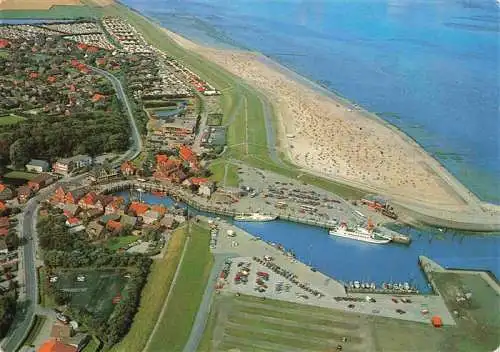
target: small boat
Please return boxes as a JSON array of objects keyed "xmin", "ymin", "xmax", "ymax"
[
  {"xmin": 404, "ymin": 282, "xmax": 410, "ymax": 291},
  {"xmin": 354, "ymin": 281, "xmax": 360, "ymax": 289},
  {"xmin": 370, "ymin": 283, "xmax": 376, "ymax": 290}
]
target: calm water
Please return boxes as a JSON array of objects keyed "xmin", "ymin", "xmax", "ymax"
[
  {"xmin": 117, "ymin": 191, "xmax": 500, "ymax": 293},
  {"xmin": 123, "ymin": 0, "xmax": 500, "ymax": 203}
]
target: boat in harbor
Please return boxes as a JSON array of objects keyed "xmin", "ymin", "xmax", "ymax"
[
  {"xmin": 234, "ymin": 213, "xmax": 277, "ymax": 222},
  {"xmin": 328, "ymin": 220, "xmax": 391, "ymax": 244}
]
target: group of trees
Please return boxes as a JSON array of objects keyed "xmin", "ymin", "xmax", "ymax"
[
  {"xmin": 38, "ymin": 208, "xmax": 152, "ymax": 347},
  {"xmin": 0, "ymin": 293, "xmax": 16, "ymax": 339},
  {"xmin": 1, "ymin": 110, "xmax": 129, "ymax": 168}
]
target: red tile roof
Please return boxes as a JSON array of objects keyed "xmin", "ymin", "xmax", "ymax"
[
  {"xmin": 38, "ymin": 339, "xmax": 77, "ymax": 352},
  {"xmin": 190, "ymin": 178, "xmax": 209, "ymax": 185},
  {"xmin": 129, "ymin": 201, "xmax": 149, "ymax": 216},
  {"xmin": 91, "ymin": 93, "xmax": 106, "ymax": 103},
  {"xmin": 107, "ymin": 219, "xmax": 122, "ymax": 231},
  {"xmin": 156, "ymin": 154, "xmax": 169, "ymax": 164},
  {"xmin": 0, "ymin": 39, "xmax": 10, "ymax": 48},
  {"xmin": 179, "ymin": 145, "xmax": 195, "ymax": 162}
]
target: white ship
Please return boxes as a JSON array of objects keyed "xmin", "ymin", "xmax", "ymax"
[
  {"xmin": 329, "ymin": 221, "xmax": 391, "ymax": 244},
  {"xmin": 234, "ymin": 213, "xmax": 277, "ymax": 222}
]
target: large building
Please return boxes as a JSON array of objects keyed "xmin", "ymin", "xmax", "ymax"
[{"xmin": 53, "ymin": 155, "xmax": 92, "ymax": 175}]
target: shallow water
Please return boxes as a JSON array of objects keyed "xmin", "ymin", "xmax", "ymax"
[
  {"xmin": 117, "ymin": 191, "xmax": 500, "ymax": 293},
  {"xmin": 122, "ymin": 0, "xmax": 500, "ymax": 203}
]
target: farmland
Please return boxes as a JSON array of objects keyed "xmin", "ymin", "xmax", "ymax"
[{"xmin": 51, "ymin": 269, "xmax": 128, "ymax": 320}]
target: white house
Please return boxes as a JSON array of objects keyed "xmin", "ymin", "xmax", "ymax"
[{"xmin": 25, "ymin": 159, "xmax": 50, "ymax": 173}]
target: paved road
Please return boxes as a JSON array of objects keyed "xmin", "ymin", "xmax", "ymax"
[
  {"xmin": 1, "ymin": 199, "xmax": 39, "ymax": 352},
  {"xmin": 183, "ymin": 254, "xmax": 232, "ymax": 352},
  {"xmin": 89, "ymin": 66, "xmax": 143, "ymax": 165}
]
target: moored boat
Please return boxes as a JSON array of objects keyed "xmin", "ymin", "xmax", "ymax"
[
  {"xmin": 234, "ymin": 213, "xmax": 277, "ymax": 222},
  {"xmin": 328, "ymin": 220, "xmax": 391, "ymax": 244}
]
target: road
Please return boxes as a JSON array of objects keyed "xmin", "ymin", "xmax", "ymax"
[
  {"xmin": 1, "ymin": 66, "xmax": 142, "ymax": 352},
  {"xmin": 89, "ymin": 66, "xmax": 143, "ymax": 165},
  {"xmin": 182, "ymin": 254, "xmax": 231, "ymax": 352}
]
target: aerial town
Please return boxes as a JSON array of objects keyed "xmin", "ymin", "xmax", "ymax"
[{"xmin": 0, "ymin": 2, "xmax": 498, "ymax": 352}]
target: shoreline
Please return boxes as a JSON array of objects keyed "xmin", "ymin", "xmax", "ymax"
[{"xmin": 3, "ymin": 2, "xmax": 499, "ymax": 230}]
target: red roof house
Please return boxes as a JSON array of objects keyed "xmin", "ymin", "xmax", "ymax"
[
  {"xmin": 179, "ymin": 145, "xmax": 196, "ymax": 162},
  {"xmin": 38, "ymin": 339, "xmax": 77, "ymax": 352},
  {"xmin": 106, "ymin": 219, "xmax": 122, "ymax": 232},
  {"xmin": 0, "ymin": 217, "xmax": 9, "ymax": 229},
  {"xmin": 128, "ymin": 201, "xmax": 149, "ymax": 216},
  {"xmin": 0, "ymin": 39, "xmax": 10, "ymax": 48},
  {"xmin": 47, "ymin": 76, "xmax": 57, "ymax": 83},
  {"xmin": 91, "ymin": 94, "xmax": 106, "ymax": 103}
]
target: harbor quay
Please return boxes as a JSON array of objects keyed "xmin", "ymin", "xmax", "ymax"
[
  {"xmin": 95, "ymin": 177, "xmax": 411, "ymax": 244},
  {"xmin": 206, "ymin": 217, "xmax": 456, "ymax": 325}
]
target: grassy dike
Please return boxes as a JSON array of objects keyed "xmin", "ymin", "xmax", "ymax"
[{"xmin": 146, "ymin": 222, "xmax": 214, "ymax": 352}]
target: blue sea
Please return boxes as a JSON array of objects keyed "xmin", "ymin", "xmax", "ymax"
[{"xmin": 123, "ymin": 0, "xmax": 500, "ymax": 203}]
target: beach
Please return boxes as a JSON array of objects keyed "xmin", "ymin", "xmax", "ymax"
[{"xmin": 162, "ymin": 30, "xmax": 485, "ymax": 210}]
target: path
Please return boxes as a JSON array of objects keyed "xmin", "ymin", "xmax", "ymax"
[
  {"xmin": 182, "ymin": 254, "xmax": 233, "ymax": 352},
  {"xmin": 88, "ymin": 66, "xmax": 143, "ymax": 165},
  {"xmin": 142, "ymin": 236, "xmax": 191, "ymax": 352}
]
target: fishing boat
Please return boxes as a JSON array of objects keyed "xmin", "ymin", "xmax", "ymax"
[
  {"xmin": 234, "ymin": 213, "xmax": 277, "ymax": 222},
  {"xmin": 329, "ymin": 219, "xmax": 391, "ymax": 244}
]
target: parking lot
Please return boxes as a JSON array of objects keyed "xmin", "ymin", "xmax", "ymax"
[{"xmin": 207, "ymin": 217, "xmax": 455, "ymax": 325}]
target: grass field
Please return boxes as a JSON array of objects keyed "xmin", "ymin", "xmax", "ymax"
[
  {"xmin": 38, "ymin": 267, "xmax": 56, "ymax": 308},
  {"xmin": 0, "ymin": 114, "xmax": 25, "ymax": 126},
  {"xmin": 198, "ymin": 294, "xmax": 454, "ymax": 352},
  {"xmin": 105, "ymin": 235, "xmax": 137, "ymax": 251},
  {"xmin": 53, "ymin": 269, "xmax": 128, "ymax": 320},
  {"xmin": 110, "ymin": 225, "xmax": 189, "ymax": 352},
  {"xmin": 432, "ymin": 272, "xmax": 500, "ymax": 351},
  {"xmin": 208, "ymin": 161, "xmax": 239, "ymax": 188},
  {"xmin": 146, "ymin": 222, "xmax": 214, "ymax": 352},
  {"xmin": 3, "ymin": 170, "xmax": 38, "ymax": 180},
  {"xmin": 21, "ymin": 315, "xmax": 47, "ymax": 347}
]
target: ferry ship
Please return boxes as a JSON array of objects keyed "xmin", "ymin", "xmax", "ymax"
[
  {"xmin": 329, "ymin": 220, "xmax": 391, "ymax": 244},
  {"xmin": 234, "ymin": 213, "xmax": 277, "ymax": 222}
]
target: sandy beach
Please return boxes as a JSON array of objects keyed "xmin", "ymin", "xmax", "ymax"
[{"xmin": 165, "ymin": 30, "xmax": 474, "ymax": 205}]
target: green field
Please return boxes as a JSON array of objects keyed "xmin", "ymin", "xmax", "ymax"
[
  {"xmin": 198, "ymin": 294, "xmax": 452, "ymax": 352},
  {"xmin": 432, "ymin": 272, "xmax": 500, "ymax": 351},
  {"xmin": 105, "ymin": 235, "xmax": 137, "ymax": 251},
  {"xmin": 53, "ymin": 269, "xmax": 128, "ymax": 320},
  {"xmin": 110, "ymin": 225, "xmax": 189, "ymax": 352},
  {"xmin": 3, "ymin": 170, "xmax": 38, "ymax": 180},
  {"xmin": 146, "ymin": 222, "xmax": 214, "ymax": 352},
  {"xmin": 208, "ymin": 161, "xmax": 239, "ymax": 188},
  {"xmin": 0, "ymin": 114, "xmax": 25, "ymax": 126},
  {"xmin": 0, "ymin": 5, "xmax": 95, "ymax": 19}
]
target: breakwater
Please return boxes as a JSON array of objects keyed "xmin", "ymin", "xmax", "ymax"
[{"xmin": 96, "ymin": 180, "xmax": 411, "ymax": 244}]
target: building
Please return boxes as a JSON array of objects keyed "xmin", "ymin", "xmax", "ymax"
[
  {"xmin": 37, "ymin": 339, "xmax": 76, "ymax": 352},
  {"xmin": 128, "ymin": 201, "xmax": 149, "ymax": 217},
  {"xmin": 120, "ymin": 214, "xmax": 137, "ymax": 228},
  {"xmin": 120, "ymin": 161, "xmax": 136, "ymax": 176},
  {"xmin": 0, "ymin": 217, "xmax": 9, "ymax": 229},
  {"xmin": 86, "ymin": 220, "xmax": 104, "ymax": 240},
  {"xmin": 62, "ymin": 204, "xmax": 80, "ymax": 218},
  {"xmin": 51, "ymin": 322, "xmax": 73, "ymax": 340},
  {"xmin": 65, "ymin": 217, "xmax": 82, "ymax": 228},
  {"xmin": 0, "ymin": 239, "xmax": 8, "ymax": 255},
  {"xmin": 25, "ymin": 159, "xmax": 50, "ymax": 173},
  {"xmin": 198, "ymin": 181, "xmax": 215, "ymax": 198},
  {"xmin": 17, "ymin": 186, "xmax": 32, "ymax": 203},
  {"xmin": 53, "ymin": 155, "xmax": 92, "ymax": 175},
  {"xmin": 105, "ymin": 197, "xmax": 126, "ymax": 215},
  {"xmin": 160, "ymin": 214, "xmax": 176, "ymax": 229},
  {"xmin": 142, "ymin": 210, "xmax": 160, "ymax": 224},
  {"xmin": 0, "ymin": 184, "xmax": 14, "ymax": 201},
  {"xmin": 28, "ymin": 173, "xmax": 55, "ymax": 192},
  {"xmin": 88, "ymin": 164, "xmax": 118, "ymax": 182},
  {"xmin": 106, "ymin": 219, "xmax": 122, "ymax": 233}
]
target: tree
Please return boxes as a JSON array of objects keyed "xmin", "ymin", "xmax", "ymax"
[{"xmin": 9, "ymin": 139, "xmax": 31, "ymax": 168}]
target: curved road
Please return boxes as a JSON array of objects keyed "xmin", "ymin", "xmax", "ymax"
[{"xmin": 1, "ymin": 67, "xmax": 142, "ymax": 352}]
